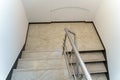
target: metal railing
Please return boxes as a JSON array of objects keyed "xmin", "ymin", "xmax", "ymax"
[{"xmin": 63, "ymin": 28, "xmax": 92, "ymax": 80}]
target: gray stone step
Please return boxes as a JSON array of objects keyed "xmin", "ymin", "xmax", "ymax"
[
  {"xmin": 11, "ymin": 69, "xmax": 69, "ymax": 80},
  {"xmin": 85, "ymin": 63, "xmax": 107, "ymax": 73},
  {"xmin": 22, "ymin": 50, "xmax": 63, "ymax": 53},
  {"xmin": 77, "ymin": 74, "xmax": 107, "ymax": 80},
  {"xmin": 22, "ymin": 51, "xmax": 62, "ymax": 53},
  {"xmin": 71, "ymin": 63, "xmax": 107, "ymax": 74},
  {"xmin": 91, "ymin": 74, "xmax": 107, "ymax": 80},
  {"xmin": 11, "ymin": 69, "xmax": 107, "ymax": 80},
  {"xmin": 69, "ymin": 52, "xmax": 105, "ymax": 63},
  {"xmin": 17, "ymin": 59, "xmax": 66, "ymax": 69},
  {"xmin": 21, "ymin": 51, "xmax": 63, "ymax": 59}
]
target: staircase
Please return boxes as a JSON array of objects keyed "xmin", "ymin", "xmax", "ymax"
[{"xmin": 11, "ymin": 23, "xmax": 109, "ymax": 80}]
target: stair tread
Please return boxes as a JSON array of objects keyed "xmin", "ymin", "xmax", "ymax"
[
  {"xmin": 21, "ymin": 51, "xmax": 63, "ymax": 59},
  {"xmin": 22, "ymin": 51, "xmax": 62, "ymax": 53},
  {"xmin": 81, "ymin": 52, "xmax": 105, "ymax": 62},
  {"xmin": 71, "ymin": 62, "xmax": 107, "ymax": 74},
  {"xmin": 85, "ymin": 63, "xmax": 107, "ymax": 73},
  {"xmin": 70, "ymin": 52, "xmax": 105, "ymax": 63},
  {"xmin": 17, "ymin": 59, "xmax": 67, "ymax": 69},
  {"xmin": 11, "ymin": 69, "xmax": 107, "ymax": 80},
  {"xmin": 11, "ymin": 69, "xmax": 69, "ymax": 80},
  {"xmin": 91, "ymin": 74, "xmax": 107, "ymax": 80}
]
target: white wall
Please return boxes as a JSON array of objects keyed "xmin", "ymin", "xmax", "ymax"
[
  {"xmin": 0, "ymin": 0, "xmax": 28, "ymax": 80},
  {"xmin": 22, "ymin": 0, "xmax": 101, "ymax": 22},
  {"xmin": 94, "ymin": 0, "xmax": 120, "ymax": 80}
]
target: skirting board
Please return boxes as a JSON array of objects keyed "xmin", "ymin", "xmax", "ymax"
[
  {"xmin": 6, "ymin": 45, "xmax": 24, "ymax": 80},
  {"xmin": 29, "ymin": 21, "xmax": 93, "ymax": 24},
  {"xmin": 92, "ymin": 22, "xmax": 110, "ymax": 80}
]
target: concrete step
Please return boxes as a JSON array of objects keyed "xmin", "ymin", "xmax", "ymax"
[
  {"xmin": 91, "ymin": 74, "xmax": 107, "ymax": 80},
  {"xmin": 71, "ymin": 62, "xmax": 107, "ymax": 74},
  {"xmin": 22, "ymin": 50, "xmax": 63, "ymax": 53},
  {"xmin": 21, "ymin": 51, "xmax": 63, "ymax": 59},
  {"xmin": 85, "ymin": 62, "xmax": 107, "ymax": 73},
  {"xmin": 69, "ymin": 52, "xmax": 105, "ymax": 63},
  {"xmin": 24, "ymin": 45, "xmax": 63, "ymax": 52},
  {"xmin": 77, "ymin": 74, "xmax": 107, "ymax": 80},
  {"xmin": 11, "ymin": 69, "xmax": 107, "ymax": 80},
  {"xmin": 11, "ymin": 69, "xmax": 69, "ymax": 80},
  {"xmin": 17, "ymin": 59, "xmax": 66, "ymax": 69}
]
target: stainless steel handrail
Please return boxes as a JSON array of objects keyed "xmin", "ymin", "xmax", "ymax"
[{"xmin": 63, "ymin": 28, "xmax": 92, "ymax": 80}]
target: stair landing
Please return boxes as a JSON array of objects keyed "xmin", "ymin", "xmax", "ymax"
[{"xmin": 25, "ymin": 23, "xmax": 104, "ymax": 51}]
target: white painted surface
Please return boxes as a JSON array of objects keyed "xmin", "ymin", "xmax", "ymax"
[
  {"xmin": 94, "ymin": 0, "xmax": 120, "ymax": 80},
  {"xmin": 21, "ymin": 0, "xmax": 101, "ymax": 22},
  {"xmin": 0, "ymin": 0, "xmax": 28, "ymax": 80}
]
